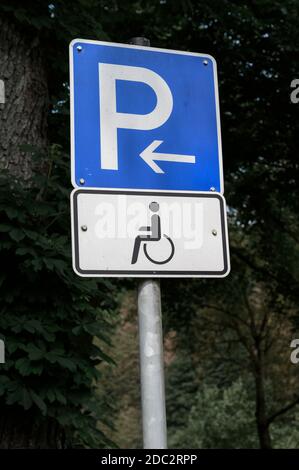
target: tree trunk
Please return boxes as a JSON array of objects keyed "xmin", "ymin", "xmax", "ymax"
[
  {"xmin": 254, "ymin": 361, "xmax": 272, "ymax": 449},
  {"xmin": 0, "ymin": 408, "xmax": 65, "ymax": 449},
  {"xmin": 0, "ymin": 14, "xmax": 64, "ymax": 448},
  {"xmin": 0, "ymin": 14, "xmax": 48, "ymax": 181}
]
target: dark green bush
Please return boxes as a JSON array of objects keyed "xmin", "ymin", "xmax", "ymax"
[{"xmin": 0, "ymin": 145, "xmax": 117, "ymax": 447}]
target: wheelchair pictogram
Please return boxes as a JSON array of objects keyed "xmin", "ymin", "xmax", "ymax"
[{"xmin": 131, "ymin": 202, "xmax": 175, "ymax": 265}]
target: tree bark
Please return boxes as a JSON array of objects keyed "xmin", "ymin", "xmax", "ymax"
[
  {"xmin": 0, "ymin": 14, "xmax": 48, "ymax": 181},
  {"xmin": 254, "ymin": 361, "xmax": 272, "ymax": 449},
  {"xmin": 0, "ymin": 408, "xmax": 65, "ymax": 449},
  {"xmin": 0, "ymin": 14, "xmax": 64, "ymax": 448}
]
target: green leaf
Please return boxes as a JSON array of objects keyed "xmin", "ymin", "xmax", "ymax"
[
  {"xmin": 16, "ymin": 246, "xmax": 37, "ymax": 256},
  {"xmin": 56, "ymin": 357, "xmax": 77, "ymax": 372},
  {"xmin": 0, "ymin": 224, "xmax": 11, "ymax": 232},
  {"xmin": 22, "ymin": 388, "xmax": 33, "ymax": 410},
  {"xmin": 0, "ymin": 376, "xmax": 10, "ymax": 396},
  {"xmin": 27, "ymin": 344, "xmax": 46, "ymax": 361},
  {"xmin": 4, "ymin": 207, "xmax": 20, "ymax": 220},
  {"xmin": 15, "ymin": 357, "xmax": 32, "ymax": 376},
  {"xmin": 30, "ymin": 390, "xmax": 47, "ymax": 415},
  {"xmin": 55, "ymin": 390, "xmax": 67, "ymax": 405},
  {"xmin": 9, "ymin": 228, "xmax": 25, "ymax": 242},
  {"xmin": 47, "ymin": 389, "xmax": 56, "ymax": 403}
]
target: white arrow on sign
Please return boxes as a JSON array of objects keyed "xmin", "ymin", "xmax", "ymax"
[{"xmin": 140, "ymin": 140, "xmax": 196, "ymax": 174}]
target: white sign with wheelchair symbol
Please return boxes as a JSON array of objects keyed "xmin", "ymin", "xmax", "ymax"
[{"xmin": 71, "ymin": 189, "xmax": 230, "ymax": 278}]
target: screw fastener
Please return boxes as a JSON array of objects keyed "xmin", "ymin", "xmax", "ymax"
[
  {"xmin": 212, "ymin": 229, "xmax": 217, "ymax": 236},
  {"xmin": 79, "ymin": 178, "xmax": 85, "ymax": 185},
  {"xmin": 203, "ymin": 60, "xmax": 208, "ymax": 66},
  {"xmin": 210, "ymin": 187, "xmax": 216, "ymax": 191},
  {"xmin": 77, "ymin": 46, "xmax": 82, "ymax": 52},
  {"xmin": 81, "ymin": 225, "xmax": 88, "ymax": 232}
]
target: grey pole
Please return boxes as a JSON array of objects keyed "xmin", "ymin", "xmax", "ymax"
[
  {"xmin": 138, "ymin": 279, "xmax": 167, "ymax": 449},
  {"xmin": 129, "ymin": 37, "xmax": 151, "ymax": 47},
  {"xmin": 129, "ymin": 36, "xmax": 168, "ymax": 449}
]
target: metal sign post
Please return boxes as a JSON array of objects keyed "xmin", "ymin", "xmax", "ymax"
[
  {"xmin": 138, "ymin": 279, "xmax": 167, "ymax": 448},
  {"xmin": 130, "ymin": 37, "xmax": 167, "ymax": 450},
  {"xmin": 69, "ymin": 34, "xmax": 230, "ymax": 449}
]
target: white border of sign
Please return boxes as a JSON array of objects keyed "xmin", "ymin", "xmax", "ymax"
[
  {"xmin": 69, "ymin": 39, "xmax": 224, "ymax": 194},
  {"xmin": 71, "ymin": 189, "xmax": 230, "ymax": 278}
]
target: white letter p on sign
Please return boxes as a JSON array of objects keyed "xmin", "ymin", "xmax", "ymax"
[{"xmin": 99, "ymin": 63, "xmax": 173, "ymax": 170}]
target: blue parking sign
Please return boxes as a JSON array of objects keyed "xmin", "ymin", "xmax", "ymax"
[{"xmin": 70, "ymin": 40, "xmax": 224, "ymax": 193}]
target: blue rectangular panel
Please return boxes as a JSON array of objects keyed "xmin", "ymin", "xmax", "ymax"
[{"xmin": 70, "ymin": 40, "xmax": 223, "ymax": 193}]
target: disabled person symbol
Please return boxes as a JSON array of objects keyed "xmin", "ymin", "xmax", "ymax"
[{"xmin": 131, "ymin": 202, "xmax": 175, "ymax": 265}]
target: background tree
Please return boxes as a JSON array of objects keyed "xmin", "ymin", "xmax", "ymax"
[
  {"xmin": 1, "ymin": 0, "xmax": 299, "ymax": 449},
  {"xmin": 0, "ymin": 1, "xmax": 115, "ymax": 448}
]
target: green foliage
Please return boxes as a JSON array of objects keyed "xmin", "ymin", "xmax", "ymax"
[
  {"xmin": 96, "ymin": 291, "xmax": 142, "ymax": 449},
  {"xmin": 270, "ymin": 412, "xmax": 299, "ymax": 448},
  {"xmin": 166, "ymin": 350, "xmax": 198, "ymax": 433},
  {"xmin": 169, "ymin": 379, "xmax": 259, "ymax": 449},
  {"xmin": 1, "ymin": 0, "xmax": 299, "ymax": 449},
  {"xmin": 169, "ymin": 376, "xmax": 299, "ymax": 449},
  {"xmin": 0, "ymin": 145, "xmax": 117, "ymax": 447}
]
